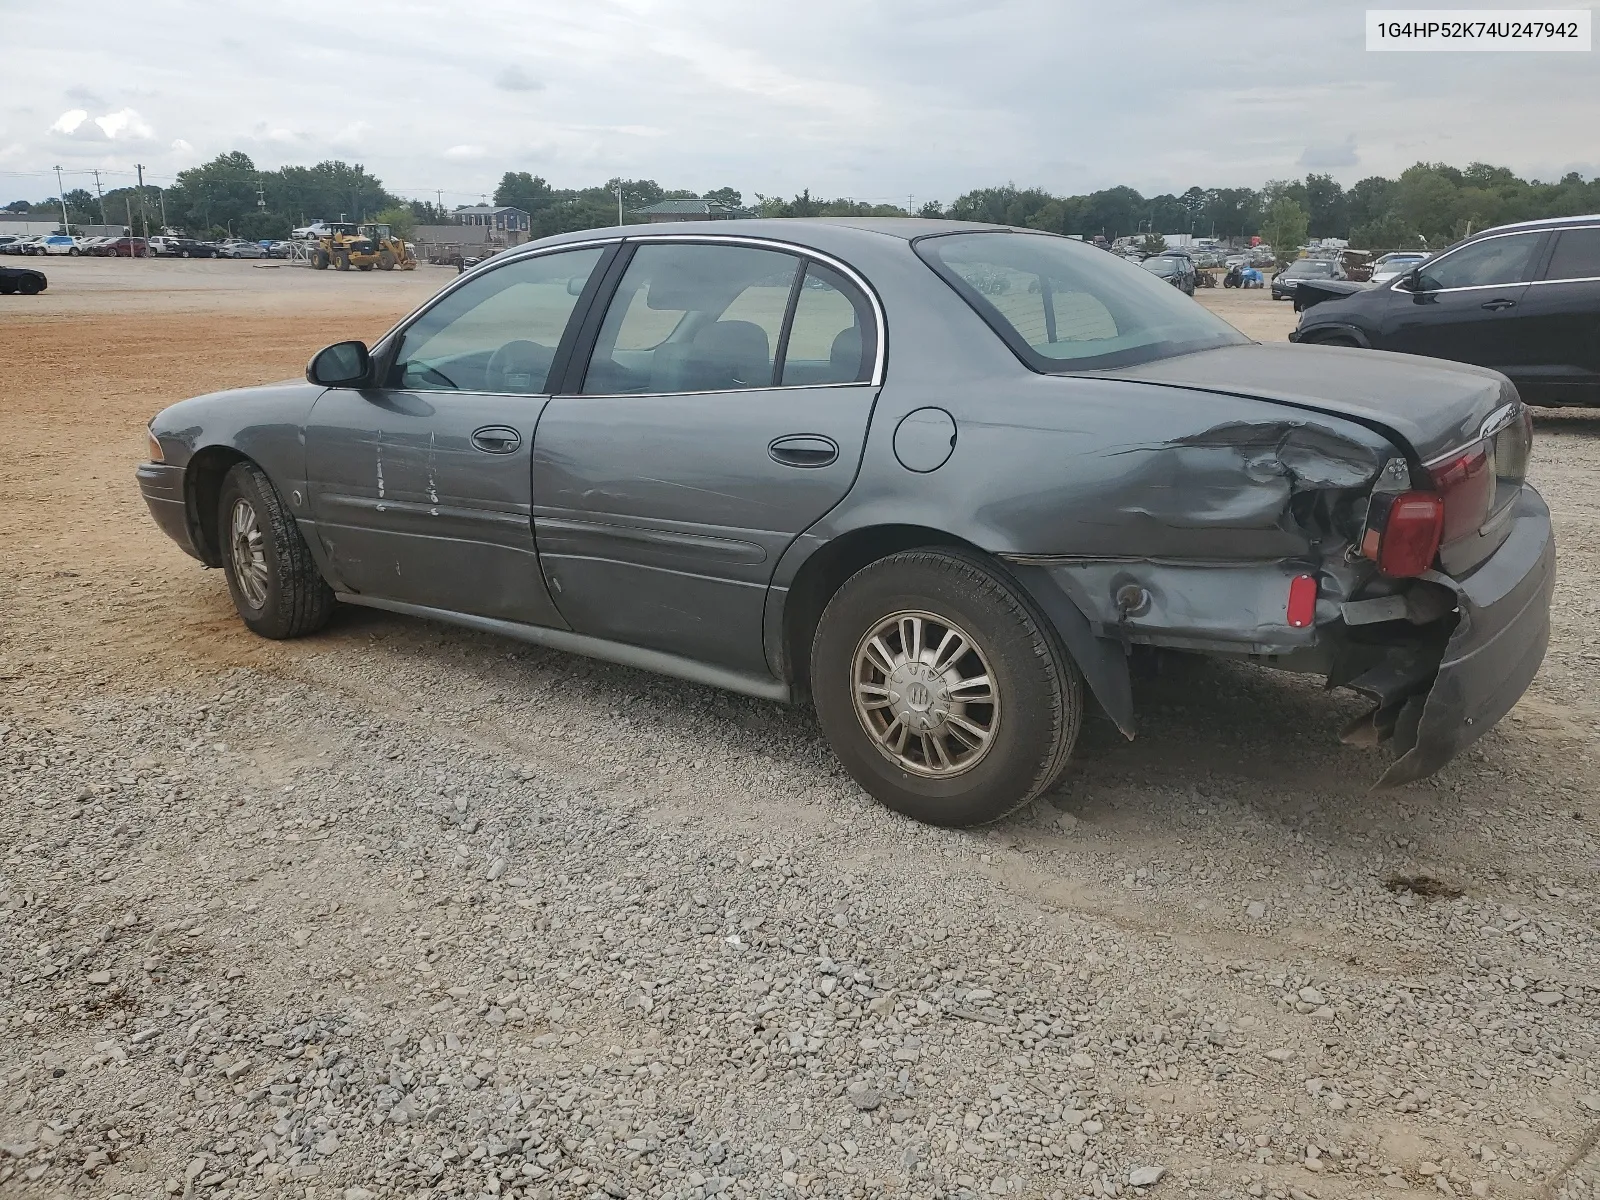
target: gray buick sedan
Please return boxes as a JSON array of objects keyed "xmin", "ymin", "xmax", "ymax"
[{"xmin": 137, "ymin": 219, "xmax": 1554, "ymax": 826}]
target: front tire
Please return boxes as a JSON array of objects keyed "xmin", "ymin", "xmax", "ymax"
[
  {"xmin": 812, "ymin": 548, "xmax": 1082, "ymax": 827},
  {"xmin": 217, "ymin": 462, "xmax": 334, "ymax": 639}
]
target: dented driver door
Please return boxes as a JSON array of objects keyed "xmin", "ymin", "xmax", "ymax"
[{"xmin": 303, "ymin": 245, "xmax": 610, "ymax": 627}]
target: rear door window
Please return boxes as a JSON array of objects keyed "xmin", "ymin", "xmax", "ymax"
[
  {"xmin": 1541, "ymin": 227, "xmax": 1600, "ymax": 281},
  {"xmin": 778, "ymin": 263, "xmax": 876, "ymax": 386},
  {"xmin": 580, "ymin": 243, "xmax": 799, "ymax": 395}
]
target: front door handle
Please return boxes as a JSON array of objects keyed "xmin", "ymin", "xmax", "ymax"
[
  {"xmin": 768, "ymin": 434, "xmax": 839, "ymax": 468},
  {"xmin": 470, "ymin": 425, "xmax": 522, "ymax": 454},
  {"xmin": 1481, "ymin": 298, "xmax": 1518, "ymax": 311}
]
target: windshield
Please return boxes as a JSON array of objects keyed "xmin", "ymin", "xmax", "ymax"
[
  {"xmin": 1284, "ymin": 260, "xmax": 1336, "ymax": 277},
  {"xmin": 1141, "ymin": 257, "xmax": 1180, "ymax": 275},
  {"xmin": 916, "ymin": 231, "xmax": 1247, "ymax": 371}
]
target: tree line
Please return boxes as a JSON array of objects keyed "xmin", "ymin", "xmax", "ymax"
[{"xmin": 10, "ymin": 153, "xmax": 1600, "ymax": 251}]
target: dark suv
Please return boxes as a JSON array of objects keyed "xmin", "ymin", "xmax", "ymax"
[{"xmin": 1291, "ymin": 215, "xmax": 1600, "ymax": 407}]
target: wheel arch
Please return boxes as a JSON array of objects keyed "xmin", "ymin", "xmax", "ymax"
[
  {"xmin": 1297, "ymin": 322, "xmax": 1371, "ymax": 348},
  {"xmin": 772, "ymin": 523, "xmax": 974, "ymax": 702},
  {"xmin": 184, "ymin": 445, "xmax": 251, "ymax": 567},
  {"xmin": 769, "ymin": 523, "xmax": 1134, "ymax": 737}
]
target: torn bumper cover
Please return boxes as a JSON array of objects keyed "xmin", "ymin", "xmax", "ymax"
[{"xmin": 1367, "ymin": 486, "xmax": 1555, "ymax": 786}]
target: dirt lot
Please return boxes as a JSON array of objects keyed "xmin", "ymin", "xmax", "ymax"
[{"xmin": 2, "ymin": 256, "xmax": 1597, "ymax": 1200}]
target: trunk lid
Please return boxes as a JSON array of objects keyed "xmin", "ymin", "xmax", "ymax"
[{"xmin": 1099, "ymin": 342, "xmax": 1509, "ymax": 462}]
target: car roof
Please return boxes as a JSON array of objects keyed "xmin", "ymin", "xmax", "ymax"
[
  {"xmin": 1471, "ymin": 212, "xmax": 1600, "ymax": 238},
  {"xmin": 526, "ymin": 216, "xmax": 1046, "ymax": 257}
]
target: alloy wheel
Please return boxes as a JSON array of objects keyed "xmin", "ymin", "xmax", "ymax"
[
  {"xmin": 228, "ymin": 498, "xmax": 270, "ymax": 610},
  {"xmin": 851, "ymin": 610, "xmax": 999, "ymax": 777}
]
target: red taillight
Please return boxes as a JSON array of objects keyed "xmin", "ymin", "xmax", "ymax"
[
  {"xmin": 1428, "ymin": 442, "xmax": 1494, "ymax": 543},
  {"xmin": 1286, "ymin": 574, "xmax": 1317, "ymax": 628},
  {"xmin": 1374, "ymin": 492, "xmax": 1444, "ymax": 576}
]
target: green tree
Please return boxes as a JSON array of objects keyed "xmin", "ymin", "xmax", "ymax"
[
  {"xmin": 1302, "ymin": 173, "xmax": 1347, "ymax": 238},
  {"xmin": 374, "ymin": 205, "xmax": 416, "ymax": 241},
  {"xmin": 493, "ymin": 171, "xmax": 554, "ymax": 215},
  {"xmin": 1260, "ymin": 197, "xmax": 1310, "ymax": 268},
  {"xmin": 1140, "ymin": 233, "xmax": 1168, "ymax": 256},
  {"xmin": 703, "ymin": 187, "xmax": 743, "ymax": 210}
]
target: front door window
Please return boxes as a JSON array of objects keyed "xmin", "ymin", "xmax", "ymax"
[{"xmin": 388, "ymin": 247, "xmax": 605, "ymax": 394}]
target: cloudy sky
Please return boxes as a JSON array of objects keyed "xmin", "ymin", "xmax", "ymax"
[{"xmin": 3, "ymin": 0, "xmax": 1596, "ymax": 206}]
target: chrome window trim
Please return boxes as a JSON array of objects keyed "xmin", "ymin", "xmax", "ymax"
[
  {"xmin": 566, "ymin": 381, "xmax": 877, "ymax": 401},
  {"xmin": 1387, "ymin": 228, "xmax": 1542, "ymax": 295}
]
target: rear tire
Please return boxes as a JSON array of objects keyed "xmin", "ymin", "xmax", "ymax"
[
  {"xmin": 811, "ymin": 548, "xmax": 1082, "ymax": 827},
  {"xmin": 312, "ymin": 250, "xmax": 329, "ymax": 270},
  {"xmin": 217, "ymin": 462, "xmax": 334, "ymax": 640},
  {"xmin": 335, "ymin": 252, "xmax": 351, "ymax": 271},
  {"xmin": 18, "ymin": 276, "xmax": 41, "ymax": 295}
]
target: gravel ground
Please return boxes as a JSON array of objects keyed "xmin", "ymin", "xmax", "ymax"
[{"xmin": 2, "ymin": 259, "xmax": 1597, "ymax": 1200}]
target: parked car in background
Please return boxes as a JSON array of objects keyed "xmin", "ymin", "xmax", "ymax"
[
  {"xmin": 0, "ymin": 265, "xmax": 48, "ymax": 295},
  {"xmin": 166, "ymin": 238, "xmax": 218, "ymax": 259},
  {"xmin": 79, "ymin": 236, "xmax": 113, "ymax": 255},
  {"xmin": 148, "ymin": 236, "xmax": 181, "ymax": 256},
  {"xmin": 137, "ymin": 219, "xmax": 1553, "ymax": 825},
  {"xmin": 7, "ymin": 236, "xmax": 45, "ymax": 255},
  {"xmin": 217, "ymin": 239, "xmax": 266, "ymax": 259},
  {"xmin": 1271, "ymin": 257, "xmax": 1345, "ymax": 300},
  {"xmin": 0, "ymin": 235, "xmax": 24, "ymax": 254},
  {"xmin": 264, "ymin": 241, "xmax": 292, "ymax": 259},
  {"xmin": 1368, "ymin": 252, "xmax": 1430, "ymax": 286},
  {"xmin": 1292, "ymin": 214, "xmax": 1600, "ymax": 407},
  {"xmin": 107, "ymin": 236, "xmax": 150, "ymax": 258},
  {"xmin": 1140, "ymin": 251, "xmax": 1197, "ymax": 295},
  {"xmin": 35, "ymin": 235, "xmax": 82, "ymax": 256}
]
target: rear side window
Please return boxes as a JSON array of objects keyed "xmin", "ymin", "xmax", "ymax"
[
  {"xmin": 1416, "ymin": 233, "xmax": 1539, "ymax": 290},
  {"xmin": 779, "ymin": 263, "xmax": 876, "ymax": 386},
  {"xmin": 1542, "ymin": 228, "xmax": 1600, "ymax": 282},
  {"xmin": 916, "ymin": 232, "xmax": 1246, "ymax": 372}
]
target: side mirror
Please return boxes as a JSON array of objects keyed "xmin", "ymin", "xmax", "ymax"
[
  {"xmin": 307, "ymin": 340, "xmax": 370, "ymax": 387},
  {"xmin": 1403, "ymin": 268, "xmax": 1426, "ymax": 292}
]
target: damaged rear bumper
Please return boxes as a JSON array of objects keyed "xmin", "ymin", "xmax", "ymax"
[{"xmin": 1371, "ymin": 486, "xmax": 1555, "ymax": 786}]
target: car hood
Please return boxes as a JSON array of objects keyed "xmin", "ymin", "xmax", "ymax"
[{"xmin": 1097, "ymin": 342, "xmax": 1509, "ymax": 461}]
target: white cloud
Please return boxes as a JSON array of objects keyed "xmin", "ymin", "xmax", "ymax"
[
  {"xmin": 94, "ymin": 108, "xmax": 153, "ymax": 140},
  {"xmin": 171, "ymin": 138, "xmax": 194, "ymax": 154},
  {"xmin": 443, "ymin": 144, "xmax": 488, "ymax": 162},
  {"xmin": 50, "ymin": 109, "xmax": 89, "ymax": 134}
]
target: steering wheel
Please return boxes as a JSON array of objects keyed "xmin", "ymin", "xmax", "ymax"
[{"xmin": 486, "ymin": 340, "xmax": 553, "ymax": 394}]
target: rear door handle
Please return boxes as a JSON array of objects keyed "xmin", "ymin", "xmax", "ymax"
[
  {"xmin": 470, "ymin": 425, "xmax": 522, "ymax": 454},
  {"xmin": 1481, "ymin": 298, "xmax": 1517, "ymax": 311},
  {"xmin": 768, "ymin": 434, "xmax": 839, "ymax": 468}
]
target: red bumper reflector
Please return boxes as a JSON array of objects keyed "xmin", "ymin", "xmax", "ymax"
[{"xmin": 1287, "ymin": 573, "xmax": 1317, "ymax": 628}]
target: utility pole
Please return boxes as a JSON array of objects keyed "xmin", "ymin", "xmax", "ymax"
[
  {"xmin": 125, "ymin": 197, "xmax": 134, "ymax": 236},
  {"xmin": 615, "ymin": 183, "xmax": 623, "ymax": 226},
  {"xmin": 135, "ymin": 163, "xmax": 150, "ymax": 241},
  {"xmin": 159, "ymin": 189, "xmax": 168, "ymax": 231},
  {"xmin": 91, "ymin": 169, "xmax": 107, "ymax": 225},
  {"xmin": 907, "ymin": 194, "xmax": 914, "ymax": 216},
  {"xmin": 53, "ymin": 165, "xmax": 70, "ymax": 232}
]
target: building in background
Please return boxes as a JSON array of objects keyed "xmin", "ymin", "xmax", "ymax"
[
  {"xmin": 451, "ymin": 206, "xmax": 531, "ymax": 244},
  {"xmin": 634, "ymin": 199, "xmax": 743, "ymax": 223}
]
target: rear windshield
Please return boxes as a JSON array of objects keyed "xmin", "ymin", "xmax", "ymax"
[
  {"xmin": 1284, "ymin": 260, "xmax": 1336, "ymax": 277},
  {"xmin": 915, "ymin": 231, "xmax": 1248, "ymax": 372}
]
